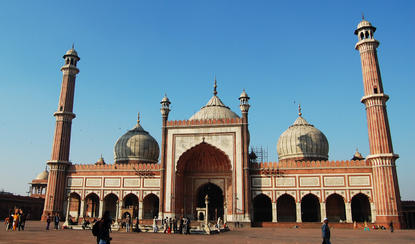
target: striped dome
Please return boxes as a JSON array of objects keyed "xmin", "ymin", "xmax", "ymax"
[
  {"xmin": 277, "ymin": 116, "xmax": 329, "ymax": 161},
  {"xmin": 114, "ymin": 118, "xmax": 159, "ymax": 164}
]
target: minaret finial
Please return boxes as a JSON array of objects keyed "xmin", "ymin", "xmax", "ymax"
[
  {"xmin": 298, "ymin": 104, "xmax": 302, "ymax": 117},
  {"xmin": 213, "ymin": 75, "xmax": 218, "ymax": 96},
  {"xmin": 137, "ymin": 112, "xmax": 140, "ymax": 124},
  {"xmin": 362, "ymin": 13, "xmax": 365, "ymax": 20}
]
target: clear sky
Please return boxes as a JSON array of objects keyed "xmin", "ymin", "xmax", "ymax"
[{"xmin": 0, "ymin": 1, "xmax": 414, "ymax": 200}]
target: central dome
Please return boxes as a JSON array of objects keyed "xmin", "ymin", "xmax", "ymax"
[
  {"xmin": 277, "ymin": 114, "xmax": 329, "ymax": 161},
  {"xmin": 114, "ymin": 114, "xmax": 159, "ymax": 164},
  {"xmin": 189, "ymin": 80, "xmax": 239, "ymax": 120}
]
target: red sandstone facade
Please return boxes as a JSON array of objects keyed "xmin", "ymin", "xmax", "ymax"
[{"xmin": 41, "ymin": 19, "xmax": 406, "ymax": 228}]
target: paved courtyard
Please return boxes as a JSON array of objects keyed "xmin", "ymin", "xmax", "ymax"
[{"xmin": 1, "ymin": 221, "xmax": 414, "ymax": 244}]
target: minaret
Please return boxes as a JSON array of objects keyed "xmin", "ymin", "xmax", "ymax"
[
  {"xmin": 239, "ymin": 89, "xmax": 251, "ymax": 220},
  {"xmin": 43, "ymin": 46, "xmax": 80, "ymax": 219},
  {"xmin": 355, "ymin": 19, "xmax": 402, "ymax": 227},
  {"xmin": 160, "ymin": 94, "xmax": 171, "ymax": 218}
]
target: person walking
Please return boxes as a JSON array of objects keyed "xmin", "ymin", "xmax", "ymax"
[
  {"xmin": 125, "ymin": 215, "xmax": 131, "ymax": 232},
  {"xmin": 152, "ymin": 216, "xmax": 158, "ymax": 233},
  {"xmin": 19, "ymin": 210, "xmax": 26, "ymax": 231},
  {"xmin": 322, "ymin": 218, "xmax": 331, "ymax": 244},
  {"xmin": 389, "ymin": 221, "xmax": 394, "ymax": 233},
  {"xmin": 98, "ymin": 211, "xmax": 112, "ymax": 244},
  {"xmin": 54, "ymin": 213, "xmax": 60, "ymax": 230},
  {"xmin": 179, "ymin": 217, "xmax": 183, "ymax": 234},
  {"xmin": 46, "ymin": 213, "xmax": 51, "ymax": 230}
]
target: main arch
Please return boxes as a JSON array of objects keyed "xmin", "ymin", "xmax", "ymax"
[{"xmin": 175, "ymin": 142, "xmax": 232, "ymax": 221}]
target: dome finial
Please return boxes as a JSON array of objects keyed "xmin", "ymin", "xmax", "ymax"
[
  {"xmin": 362, "ymin": 13, "xmax": 365, "ymax": 20},
  {"xmin": 137, "ymin": 112, "xmax": 140, "ymax": 124},
  {"xmin": 72, "ymin": 43, "xmax": 75, "ymax": 49},
  {"xmin": 298, "ymin": 104, "xmax": 302, "ymax": 117},
  {"xmin": 213, "ymin": 75, "xmax": 218, "ymax": 96}
]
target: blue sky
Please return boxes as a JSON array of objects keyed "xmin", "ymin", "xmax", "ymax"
[{"xmin": 0, "ymin": 1, "xmax": 414, "ymax": 199}]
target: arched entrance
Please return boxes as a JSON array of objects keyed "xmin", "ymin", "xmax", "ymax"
[
  {"xmin": 123, "ymin": 193, "xmax": 138, "ymax": 218},
  {"xmin": 351, "ymin": 193, "xmax": 371, "ymax": 222},
  {"xmin": 175, "ymin": 142, "xmax": 232, "ymax": 219},
  {"xmin": 326, "ymin": 194, "xmax": 346, "ymax": 222},
  {"xmin": 143, "ymin": 194, "xmax": 159, "ymax": 219},
  {"xmin": 197, "ymin": 183, "xmax": 224, "ymax": 221},
  {"xmin": 104, "ymin": 193, "xmax": 118, "ymax": 220},
  {"xmin": 277, "ymin": 194, "xmax": 296, "ymax": 222},
  {"xmin": 301, "ymin": 194, "xmax": 320, "ymax": 222},
  {"xmin": 68, "ymin": 192, "xmax": 81, "ymax": 220},
  {"xmin": 84, "ymin": 193, "xmax": 99, "ymax": 218},
  {"xmin": 253, "ymin": 194, "xmax": 272, "ymax": 222}
]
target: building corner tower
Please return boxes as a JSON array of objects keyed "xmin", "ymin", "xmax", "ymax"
[
  {"xmin": 42, "ymin": 47, "xmax": 80, "ymax": 220},
  {"xmin": 355, "ymin": 19, "xmax": 403, "ymax": 228}
]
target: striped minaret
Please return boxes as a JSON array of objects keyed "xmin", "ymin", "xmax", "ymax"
[
  {"xmin": 42, "ymin": 46, "xmax": 80, "ymax": 220},
  {"xmin": 355, "ymin": 19, "xmax": 403, "ymax": 228}
]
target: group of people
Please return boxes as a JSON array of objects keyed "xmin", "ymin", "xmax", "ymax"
[
  {"xmin": 154, "ymin": 216, "xmax": 191, "ymax": 234},
  {"xmin": 45, "ymin": 213, "xmax": 61, "ymax": 230},
  {"xmin": 4, "ymin": 208, "xmax": 26, "ymax": 231}
]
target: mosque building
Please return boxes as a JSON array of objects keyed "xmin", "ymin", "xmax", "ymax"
[{"xmin": 39, "ymin": 19, "xmax": 407, "ymax": 228}]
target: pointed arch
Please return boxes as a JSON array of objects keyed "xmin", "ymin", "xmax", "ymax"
[
  {"xmin": 253, "ymin": 193, "xmax": 272, "ymax": 222},
  {"xmin": 301, "ymin": 193, "xmax": 321, "ymax": 222},
  {"xmin": 325, "ymin": 193, "xmax": 346, "ymax": 222},
  {"xmin": 277, "ymin": 194, "xmax": 296, "ymax": 222}
]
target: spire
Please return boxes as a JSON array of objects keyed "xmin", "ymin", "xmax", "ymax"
[
  {"xmin": 298, "ymin": 104, "xmax": 302, "ymax": 117},
  {"xmin": 72, "ymin": 43, "xmax": 75, "ymax": 49},
  {"xmin": 137, "ymin": 112, "xmax": 140, "ymax": 124},
  {"xmin": 213, "ymin": 76, "xmax": 218, "ymax": 96},
  {"xmin": 362, "ymin": 13, "xmax": 365, "ymax": 20}
]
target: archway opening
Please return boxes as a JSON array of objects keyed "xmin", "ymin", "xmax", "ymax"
[
  {"xmin": 143, "ymin": 194, "xmax": 159, "ymax": 219},
  {"xmin": 104, "ymin": 193, "xmax": 118, "ymax": 220},
  {"xmin": 253, "ymin": 194, "xmax": 272, "ymax": 222},
  {"xmin": 123, "ymin": 194, "xmax": 138, "ymax": 218},
  {"xmin": 326, "ymin": 194, "xmax": 346, "ymax": 222},
  {"xmin": 84, "ymin": 193, "xmax": 99, "ymax": 218},
  {"xmin": 277, "ymin": 194, "xmax": 296, "ymax": 222},
  {"xmin": 301, "ymin": 194, "xmax": 320, "ymax": 222},
  {"xmin": 197, "ymin": 183, "xmax": 223, "ymax": 221},
  {"xmin": 351, "ymin": 193, "xmax": 371, "ymax": 222},
  {"xmin": 68, "ymin": 193, "xmax": 81, "ymax": 220},
  {"xmin": 175, "ymin": 142, "xmax": 232, "ymax": 218}
]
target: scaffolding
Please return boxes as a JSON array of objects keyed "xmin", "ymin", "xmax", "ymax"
[{"xmin": 250, "ymin": 146, "xmax": 269, "ymax": 163}]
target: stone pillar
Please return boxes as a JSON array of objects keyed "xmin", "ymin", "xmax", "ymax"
[
  {"xmin": 115, "ymin": 201, "xmax": 120, "ymax": 221},
  {"xmin": 138, "ymin": 200, "xmax": 144, "ymax": 220},
  {"xmin": 320, "ymin": 202, "xmax": 326, "ymax": 222},
  {"xmin": 272, "ymin": 201, "xmax": 277, "ymax": 222},
  {"xmin": 345, "ymin": 202, "xmax": 352, "ymax": 223},
  {"xmin": 296, "ymin": 203, "xmax": 302, "ymax": 222},
  {"xmin": 79, "ymin": 199, "xmax": 85, "ymax": 218},
  {"xmin": 99, "ymin": 199, "xmax": 104, "ymax": 218},
  {"xmin": 118, "ymin": 200, "xmax": 123, "ymax": 220},
  {"xmin": 205, "ymin": 195, "xmax": 209, "ymax": 225},
  {"xmin": 64, "ymin": 195, "xmax": 70, "ymax": 226},
  {"xmin": 370, "ymin": 202, "xmax": 376, "ymax": 223}
]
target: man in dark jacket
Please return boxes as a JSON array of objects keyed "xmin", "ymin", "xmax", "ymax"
[
  {"xmin": 98, "ymin": 211, "xmax": 112, "ymax": 244},
  {"xmin": 322, "ymin": 218, "xmax": 331, "ymax": 244}
]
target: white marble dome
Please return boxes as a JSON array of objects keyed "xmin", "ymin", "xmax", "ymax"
[
  {"xmin": 114, "ymin": 118, "xmax": 159, "ymax": 164},
  {"xmin": 35, "ymin": 169, "xmax": 49, "ymax": 180},
  {"xmin": 277, "ymin": 115, "xmax": 329, "ymax": 161},
  {"xmin": 189, "ymin": 95, "xmax": 240, "ymax": 120}
]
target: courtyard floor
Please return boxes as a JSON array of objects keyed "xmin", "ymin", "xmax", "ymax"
[{"xmin": 0, "ymin": 221, "xmax": 414, "ymax": 244}]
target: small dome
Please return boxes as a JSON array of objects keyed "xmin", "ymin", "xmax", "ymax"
[
  {"xmin": 189, "ymin": 95, "xmax": 240, "ymax": 120},
  {"xmin": 65, "ymin": 48, "xmax": 78, "ymax": 57},
  {"xmin": 357, "ymin": 20, "xmax": 372, "ymax": 29},
  {"xmin": 114, "ymin": 116, "xmax": 159, "ymax": 164},
  {"xmin": 36, "ymin": 169, "xmax": 49, "ymax": 180},
  {"xmin": 277, "ymin": 115, "xmax": 329, "ymax": 161},
  {"xmin": 161, "ymin": 94, "xmax": 170, "ymax": 104},
  {"xmin": 239, "ymin": 89, "xmax": 249, "ymax": 99}
]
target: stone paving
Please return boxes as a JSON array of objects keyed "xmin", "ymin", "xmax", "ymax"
[{"xmin": 1, "ymin": 221, "xmax": 415, "ymax": 244}]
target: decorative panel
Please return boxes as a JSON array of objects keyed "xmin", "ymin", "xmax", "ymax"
[
  {"xmin": 299, "ymin": 177, "xmax": 320, "ymax": 187},
  {"xmin": 143, "ymin": 179, "xmax": 160, "ymax": 188},
  {"xmin": 67, "ymin": 177, "xmax": 83, "ymax": 187},
  {"xmin": 104, "ymin": 178, "xmax": 120, "ymax": 187},
  {"xmin": 324, "ymin": 176, "xmax": 345, "ymax": 187},
  {"xmin": 86, "ymin": 178, "xmax": 101, "ymax": 187},
  {"xmin": 123, "ymin": 178, "xmax": 140, "ymax": 187},
  {"xmin": 349, "ymin": 176, "xmax": 370, "ymax": 186},
  {"xmin": 252, "ymin": 177, "xmax": 271, "ymax": 187},
  {"xmin": 275, "ymin": 177, "xmax": 296, "ymax": 187}
]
